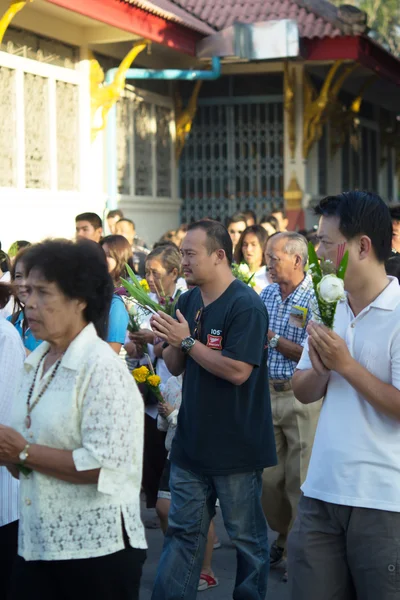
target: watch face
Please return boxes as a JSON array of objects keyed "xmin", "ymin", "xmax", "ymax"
[
  {"xmin": 270, "ymin": 336, "xmax": 279, "ymax": 348},
  {"xmin": 182, "ymin": 337, "xmax": 195, "ymax": 353}
]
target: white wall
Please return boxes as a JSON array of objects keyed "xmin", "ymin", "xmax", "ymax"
[
  {"xmin": 119, "ymin": 197, "xmax": 182, "ymax": 246},
  {"xmin": 0, "ymin": 189, "xmax": 107, "ymax": 249}
]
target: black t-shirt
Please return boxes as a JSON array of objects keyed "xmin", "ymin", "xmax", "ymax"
[{"xmin": 170, "ymin": 279, "xmax": 277, "ymax": 475}]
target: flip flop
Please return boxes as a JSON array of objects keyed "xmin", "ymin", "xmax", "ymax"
[{"xmin": 198, "ymin": 573, "xmax": 219, "ymax": 592}]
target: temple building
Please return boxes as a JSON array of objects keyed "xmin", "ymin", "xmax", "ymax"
[{"xmin": 0, "ymin": 0, "xmax": 399, "ymax": 247}]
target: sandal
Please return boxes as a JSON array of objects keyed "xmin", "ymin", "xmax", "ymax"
[{"xmin": 198, "ymin": 573, "xmax": 219, "ymax": 592}]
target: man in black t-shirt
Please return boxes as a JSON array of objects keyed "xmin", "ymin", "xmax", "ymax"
[{"xmin": 151, "ymin": 220, "xmax": 276, "ymax": 600}]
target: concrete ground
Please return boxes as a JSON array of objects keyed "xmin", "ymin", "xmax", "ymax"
[{"xmin": 140, "ymin": 505, "xmax": 290, "ymax": 600}]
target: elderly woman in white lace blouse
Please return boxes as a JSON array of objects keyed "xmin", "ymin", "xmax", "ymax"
[{"xmin": 0, "ymin": 239, "xmax": 146, "ymax": 600}]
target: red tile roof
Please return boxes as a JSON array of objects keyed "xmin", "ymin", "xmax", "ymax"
[
  {"xmin": 121, "ymin": 0, "xmax": 364, "ymax": 39},
  {"xmin": 120, "ymin": 0, "xmax": 215, "ymax": 34}
]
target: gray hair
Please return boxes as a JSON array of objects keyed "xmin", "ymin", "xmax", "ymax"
[{"xmin": 270, "ymin": 232, "xmax": 308, "ymax": 267}]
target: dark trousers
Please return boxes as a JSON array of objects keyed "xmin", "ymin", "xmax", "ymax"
[
  {"xmin": 10, "ymin": 546, "xmax": 146, "ymax": 600},
  {"xmin": 288, "ymin": 494, "xmax": 400, "ymax": 600},
  {"xmin": 0, "ymin": 520, "xmax": 18, "ymax": 600},
  {"xmin": 142, "ymin": 413, "xmax": 167, "ymax": 508}
]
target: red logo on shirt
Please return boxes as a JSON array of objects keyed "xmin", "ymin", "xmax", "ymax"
[{"xmin": 207, "ymin": 334, "xmax": 223, "ymax": 350}]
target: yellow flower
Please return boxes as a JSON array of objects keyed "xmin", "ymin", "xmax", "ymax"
[
  {"xmin": 147, "ymin": 375, "xmax": 161, "ymax": 388},
  {"xmin": 133, "ymin": 366, "xmax": 150, "ymax": 383},
  {"xmin": 140, "ymin": 279, "xmax": 150, "ymax": 293}
]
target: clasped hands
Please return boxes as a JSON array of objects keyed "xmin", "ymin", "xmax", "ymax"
[
  {"xmin": 307, "ymin": 322, "xmax": 352, "ymax": 376},
  {"xmin": 150, "ymin": 309, "xmax": 190, "ymax": 349}
]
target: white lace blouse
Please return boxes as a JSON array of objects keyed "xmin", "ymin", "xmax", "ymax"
[{"xmin": 11, "ymin": 323, "xmax": 147, "ymax": 561}]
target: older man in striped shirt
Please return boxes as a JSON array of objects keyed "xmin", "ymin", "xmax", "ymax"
[{"xmin": 260, "ymin": 232, "xmax": 321, "ymax": 580}]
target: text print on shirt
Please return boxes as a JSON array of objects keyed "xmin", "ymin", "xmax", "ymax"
[{"xmin": 207, "ymin": 330, "xmax": 223, "ymax": 350}]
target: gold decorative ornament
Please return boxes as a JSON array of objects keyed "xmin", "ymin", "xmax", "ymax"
[
  {"xmin": 90, "ymin": 39, "xmax": 150, "ymax": 141},
  {"xmin": 0, "ymin": 0, "xmax": 33, "ymax": 45},
  {"xmin": 329, "ymin": 75, "xmax": 376, "ymax": 157},
  {"xmin": 175, "ymin": 80, "xmax": 203, "ymax": 160},
  {"xmin": 284, "ymin": 173, "xmax": 303, "ymax": 211},
  {"xmin": 284, "ymin": 62, "xmax": 296, "ymax": 160},
  {"xmin": 303, "ymin": 60, "xmax": 357, "ymax": 160}
]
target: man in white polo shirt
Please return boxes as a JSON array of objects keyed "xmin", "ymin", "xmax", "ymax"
[{"xmin": 290, "ymin": 191, "xmax": 400, "ymax": 600}]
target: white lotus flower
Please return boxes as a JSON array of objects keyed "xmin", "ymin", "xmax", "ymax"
[
  {"xmin": 317, "ymin": 274, "xmax": 345, "ymax": 304},
  {"xmin": 238, "ymin": 262, "xmax": 251, "ymax": 275}
]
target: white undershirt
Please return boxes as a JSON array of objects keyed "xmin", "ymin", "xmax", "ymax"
[{"xmin": 0, "ymin": 319, "xmax": 25, "ymax": 527}]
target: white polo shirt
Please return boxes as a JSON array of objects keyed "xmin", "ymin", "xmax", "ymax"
[{"xmin": 298, "ymin": 276, "xmax": 400, "ymax": 512}]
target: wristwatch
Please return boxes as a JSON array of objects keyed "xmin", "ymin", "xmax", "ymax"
[
  {"xmin": 269, "ymin": 334, "xmax": 281, "ymax": 349},
  {"xmin": 181, "ymin": 336, "xmax": 196, "ymax": 354},
  {"xmin": 19, "ymin": 443, "xmax": 31, "ymax": 464}
]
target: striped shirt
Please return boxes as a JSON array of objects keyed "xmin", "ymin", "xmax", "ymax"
[
  {"xmin": 0, "ymin": 318, "xmax": 25, "ymax": 527},
  {"xmin": 260, "ymin": 275, "xmax": 315, "ymax": 380}
]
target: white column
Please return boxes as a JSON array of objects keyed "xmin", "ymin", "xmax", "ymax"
[{"xmin": 79, "ymin": 44, "xmax": 106, "ymax": 215}]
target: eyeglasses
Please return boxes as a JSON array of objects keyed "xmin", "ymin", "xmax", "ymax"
[{"xmin": 192, "ymin": 308, "xmax": 203, "ymax": 340}]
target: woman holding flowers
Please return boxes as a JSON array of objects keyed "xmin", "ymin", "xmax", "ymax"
[
  {"xmin": 129, "ymin": 244, "xmax": 187, "ymax": 384},
  {"xmin": 126, "ymin": 245, "xmax": 187, "ymax": 510},
  {"xmin": 234, "ymin": 225, "xmax": 270, "ymax": 293}
]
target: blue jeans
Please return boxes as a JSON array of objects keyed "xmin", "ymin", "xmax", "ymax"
[{"xmin": 152, "ymin": 463, "xmax": 269, "ymax": 600}]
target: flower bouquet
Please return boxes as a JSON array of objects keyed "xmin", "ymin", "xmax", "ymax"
[
  {"xmin": 133, "ymin": 365, "xmax": 164, "ymax": 403},
  {"xmin": 123, "ymin": 301, "xmax": 149, "ymax": 355},
  {"xmin": 232, "ymin": 262, "xmax": 255, "ymax": 288},
  {"xmin": 308, "ymin": 242, "xmax": 348, "ymax": 328},
  {"xmin": 121, "ymin": 265, "xmax": 181, "ymax": 317}
]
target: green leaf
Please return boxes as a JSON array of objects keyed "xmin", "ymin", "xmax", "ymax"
[
  {"xmin": 169, "ymin": 289, "xmax": 182, "ymax": 317},
  {"xmin": 307, "ymin": 242, "xmax": 322, "ymax": 279},
  {"xmin": 337, "ymin": 251, "xmax": 349, "ymax": 281},
  {"xmin": 125, "ymin": 264, "xmax": 145, "ymax": 290},
  {"xmin": 120, "ymin": 276, "xmax": 161, "ymax": 313},
  {"xmin": 17, "ymin": 464, "xmax": 32, "ymax": 477}
]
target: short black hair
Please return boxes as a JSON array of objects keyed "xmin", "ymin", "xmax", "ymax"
[
  {"xmin": 23, "ymin": 239, "xmax": 114, "ymax": 340},
  {"xmin": 259, "ymin": 214, "xmax": 279, "ymax": 231},
  {"xmin": 226, "ymin": 212, "xmax": 247, "ymax": 228},
  {"xmin": 243, "ymin": 209, "xmax": 257, "ymax": 223},
  {"xmin": 116, "ymin": 218, "xmax": 135, "ymax": 230},
  {"xmin": 271, "ymin": 206, "xmax": 287, "ymax": 218},
  {"xmin": 107, "ymin": 209, "xmax": 124, "ymax": 220},
  {"xmin": 75, "ymin": 212, "xmax": 103, "ymax": 230},
  {"xmin": 315, "ymin": 191, "xmax": 392, "ymax": 263},
  {"xmin": 390, "ymin": 205, "xmax": 400, "ymax": 223},
  {"xmin": 385, "ymin": 254, "xmax": 400, "ymax": 281},
  {"xmin": 0, "ymin": 249, "xmax": 10, "ymax": 273},
  {"xmin": 188, "ymin": 219, "xmax": 233, "ymax": 266}
]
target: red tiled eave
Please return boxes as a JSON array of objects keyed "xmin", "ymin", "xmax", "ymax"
[
  {"xmin": 123, "ymin": 0, "xmax": 344, "ymax": 39},
  {"xmin": 303, "ymin": 36, "xmax": 400, "ymax": 86},
  {"xmin": 46, "ymin": 0, "xmax": 204, "ymax": 55},
  {"xmin": 120, "ymin": 0, "xmax": 215, "ymax": 35}
]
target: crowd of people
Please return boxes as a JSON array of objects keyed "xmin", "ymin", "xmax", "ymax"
[{"xmin": 1, "ymin": 191, "xmax": 400, "ymax": 600}]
